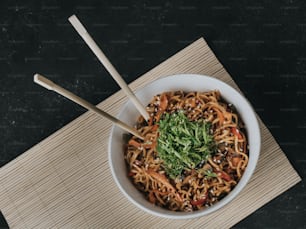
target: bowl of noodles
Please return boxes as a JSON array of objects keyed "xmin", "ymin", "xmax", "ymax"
[{"xmin": 108, "ymin": 74, "xmax": 261, "ymax": 219}]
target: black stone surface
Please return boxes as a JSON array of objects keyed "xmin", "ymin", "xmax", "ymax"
[{"xmin": 1, "ymin": 0, "xmax": 306, "ymax": 228}]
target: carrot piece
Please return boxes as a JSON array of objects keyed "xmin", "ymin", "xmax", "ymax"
[
  {"xmin": 152, "ymin": 94, "xmax": 168, "ymax": 124},
  {"xmin": 232, "ymin": 157, "xmax": 241, "ymax": 167},
  {"xmin": 159, "ymin": 93, "xmax": 168, "ymax": 111},
  {"xmin": 190, "ymin": 193, "xmax": 208, "ymax": 206},
  {"xmin": 151, "ymin": 124, "xmax": 159, "ymax": 131},
  {"xmin": 217, "ymin": 171, "xmax": 232, "ymax": 182},
  {"xmin": 190, "ymin": 98, "xmax": 196, "ymax": 108},
  {"xmin": 155, "ymin": 111, "xmax": 162, "ymax": 122},
  {"xmin": 148, "ymin": 191, "xmax": 156, "ymax": 204},
  {"xmin": 231, "ymin": 127, "xmax": 243, "ymax": 140},
  {"xmin": 128, "ymin": 139, "xmax": 141, "ymax": 148},
  {"xmin": 128, "ymin": 171, "xmax": 136, "ymax": 177}
]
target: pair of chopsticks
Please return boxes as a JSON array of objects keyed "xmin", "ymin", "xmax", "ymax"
[{"xmin": 34, "ymin": 15, "xmax": 149, "ymax": 140}]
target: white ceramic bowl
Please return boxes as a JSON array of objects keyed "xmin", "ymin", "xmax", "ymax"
[{"xmin": 108, "ymin": 74, "xmax": 261, "ymax": 219}]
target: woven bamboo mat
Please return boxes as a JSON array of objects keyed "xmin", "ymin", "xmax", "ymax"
[{"xmin": 0, "ymin": 38, "xmax": 301, "ymax": 228}]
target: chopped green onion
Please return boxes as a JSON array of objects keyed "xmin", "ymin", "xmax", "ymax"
[{"xmin": 157, "ymin": 110, "xmax": 215, "ymax": 178}]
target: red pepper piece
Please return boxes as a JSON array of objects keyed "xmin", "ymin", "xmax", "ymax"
[
  {"xmin": 128, "ymin": 171, "xmax": 136, "ymax": 177},
  {"xmin": 218, "ymin": 171, "xmax": 232, "ymax": 182},
  {"xmin": 231, "ymin": 127, "xmax": 243, "ymax": 140},
  {"xmin": 190, "ymin": 193, "xmax": 208, "ymax": 206}
]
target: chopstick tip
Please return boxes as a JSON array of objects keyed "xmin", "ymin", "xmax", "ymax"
[
  {"xmin": 68, "ymin": 14, "xmax": 77, "ymax": 23},
  {"xmin": 68, "ymin": 14, "xmax": 87, "ymax": 35},
  {"xmin": 33, "ymin": 73, "xmax": 54, "ymax": 91},
  {"xmin": 33, "ymin": 73, "xmax": 41, "ymax": 82}
]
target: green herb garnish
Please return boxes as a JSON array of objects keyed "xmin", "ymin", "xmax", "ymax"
[
  {"xmin": 198, "ymin": 168, "xmax": 218, "ymax": 178},
  {"xmin": 157, "ymin": 110, "xmax": 215, "ymax": 178}
]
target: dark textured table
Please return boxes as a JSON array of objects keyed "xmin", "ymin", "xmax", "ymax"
[{"xmin": 1, "ymin": 1, "xmax": 305, "ymax": 228}]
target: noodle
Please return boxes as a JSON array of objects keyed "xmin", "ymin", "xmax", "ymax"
[{"xmin": 125, "ymin": 90, "xmax": 249, "ymax": 211}]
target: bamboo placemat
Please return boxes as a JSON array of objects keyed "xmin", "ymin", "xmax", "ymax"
[{"xmin": 0, "ymin": 38, "xmax": 301, "ymax": 228}]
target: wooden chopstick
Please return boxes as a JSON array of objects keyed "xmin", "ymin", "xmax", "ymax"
[
  {"xmin": 34, "ymin": 74, "xmax": 144, "ymax": 140},
  {"xmin": 68, "ymin": 15, "xmax": 150, "ymax": 121}
]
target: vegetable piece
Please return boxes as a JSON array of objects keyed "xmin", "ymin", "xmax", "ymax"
[
  {"xmin": 128, "ymin": 139, "xmax": 141, "ymax": 148},
  {"xmin": 155, "ymin": 111, "xmax": 162, "ymax": 123},
  {"xmin": 231, "ymin": 127, "xmax": 243, "ymax": 140},
  {"xmin": 148, "ymin": 191, "xmax": 156, "ymax": 204},
  {"xmin": 151, "ymin": 124, "xmax": 159, "ymax": 131},
  {"xmin": 232, "ymin": 157, "xmax": 241, "ymax": 167},
  {"xmin": 157, "ymin": 110, "xmax": 215, "ymax": 178},
  {"xmin": 128, "ymin": 171, "xmax": 136, "ymax": 177},
  {"xmin": 190, "ymin": 193, "xmax": 208, "ymax": 206},
  {"xmin": 190, "ymin": 99, "xmax": 196, "ymax": 108},
  {"xmin": 217, "ymin": 171, "xmax": 232, "ymax": 182},
  {"xmin": 153, "ymin": 93, "xmax": 169, "ymax": 123},
  {"xmin": 197, "ymin": 163, "xmax": 218, "ymax": 178},
  {"xmin": 159, "ymin": 93, "xmax": 168, "ymax": 111},
  {"xmin": 204, "ymin": 170, "xmax": 217, "ymax": 177}
]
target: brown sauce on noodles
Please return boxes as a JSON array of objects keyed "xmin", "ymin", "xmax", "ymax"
[{"xmin": 124, "ymin": 90, "xmax": 249, "ymax": 211}]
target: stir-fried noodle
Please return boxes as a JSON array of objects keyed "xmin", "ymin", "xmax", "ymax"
[{"xmin": 125, "ymin": 90, "xmax": 248, "ymax": 211}]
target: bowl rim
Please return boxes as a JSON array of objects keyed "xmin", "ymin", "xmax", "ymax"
[{"xmin": 108, "ymin": 73, "xmax": 261, "ymax": 219}]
